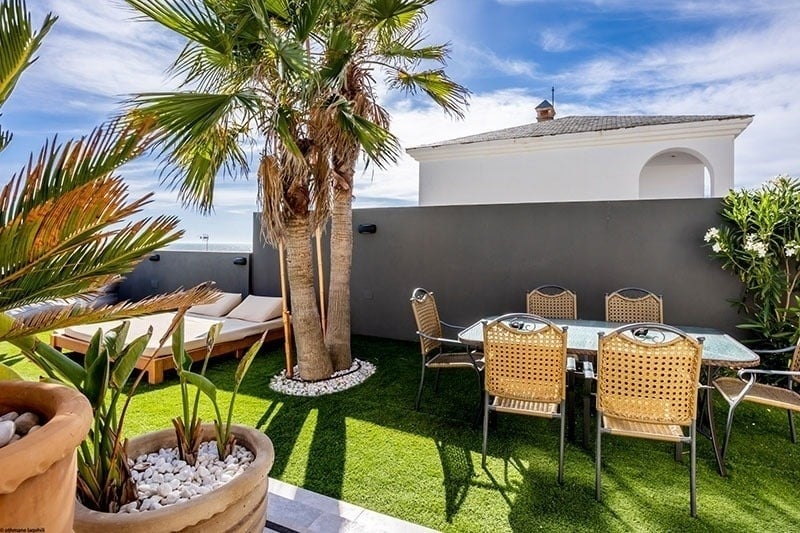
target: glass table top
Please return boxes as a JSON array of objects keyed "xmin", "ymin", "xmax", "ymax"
[{"xmin": 458, "ymin": 317, "xmax": 760, "ymax": 368}]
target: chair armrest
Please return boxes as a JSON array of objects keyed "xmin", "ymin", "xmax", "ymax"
[
  {"xmin": 440, "ymin": 320, "xmax": 466, "ymax": 331},
  {"xmin": 753, "ymin": 345, "xmax": 798, "ymax": 355},
  {"xmin": 417, "ymin": 330, "xmax": 466, "ymax": 347},
  {"xmin": 737, "ymin": 369, "xmax": 800, "ymax": 379}
]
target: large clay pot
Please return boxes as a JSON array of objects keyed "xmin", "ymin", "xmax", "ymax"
[
  {"xmin": 74, "ymin": 424, "xmax": 274, "ymax": 533},
  {"xmin": 0, "ymin": 381, "xmax": 93, "ymax": 532}
]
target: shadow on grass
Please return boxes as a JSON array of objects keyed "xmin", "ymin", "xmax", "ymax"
[
  {"xmin": 436, "ymin": 439, "xmax": 475, "ymax": 521},
  {"xmin": 77, "ymin": 334, "xmax": 800, "ymax": 531}
]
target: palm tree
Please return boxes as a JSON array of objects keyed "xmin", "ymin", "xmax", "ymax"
[
  {"xmin": 121, "ymin": 1, "xmax": 410, "ymax": 380},
  {"xmin": 318, "ymin": 0, "xmax": 468, "ymax": 370},
  {"xmin": 0, "ymin": 0, "xmax": 213, "ymax": 346}
]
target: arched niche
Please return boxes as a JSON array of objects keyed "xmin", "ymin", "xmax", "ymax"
[{"xmin": 639, "ymin": 148, "xmax": 714, "ymax": 199}]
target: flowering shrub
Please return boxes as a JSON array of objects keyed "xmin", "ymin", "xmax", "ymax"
[{"xmin": 704, "ymin": 176, "xmax": 800, "ymax": 363}]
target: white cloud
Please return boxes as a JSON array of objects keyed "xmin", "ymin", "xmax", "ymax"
[{"xmin": 539, "ymin": 24, "xmax": 583, "ymax": 52}]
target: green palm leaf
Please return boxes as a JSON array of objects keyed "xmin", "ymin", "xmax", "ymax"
[
  {"xmin": 391, "ymin": 68, "xmax": 468, "ymax": 118},
  {"xmin": 124, "ymin": 0, "xmax": 229, "ymax": 55},
  {"xmin": 0, "ymin": 0, "xmax": 56, "ymax": 106}
]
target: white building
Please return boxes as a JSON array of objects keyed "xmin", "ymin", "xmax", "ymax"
[{"xmin": 407, "ymin": 102, "xmax": 753, "ymax": 206}]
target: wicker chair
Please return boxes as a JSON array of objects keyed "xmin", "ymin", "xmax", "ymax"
[
  {"xmin": 526, "ymin": 285, "xmax": 577, "ymax": 319},
  {"xmin": 481, "ymin": 313, "xmax": 568, "ymax": 483},
  {"xmin": 409, "ymin": 288, "xmax": 484, "ymax": 411},
  {"xmin": 714, "ymin": 344, "xmax": 800, "ymax": 460},
  {"xmin": 595, "ymin": 324, "xmax": 704, "ymax": 517},
  {"xmin": 605, "ymin": 287, "xmax": 663, "ymax": 323}
]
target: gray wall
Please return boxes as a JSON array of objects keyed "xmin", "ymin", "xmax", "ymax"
[
  {"xmin": 119, "ymin": 251, "xmax": 251, "ymax": 301},
  {"xmin": 342, "ymin": 198, "xmax": 741, "ymax": 341},
  {"xmin": 122, "ymin": 199, "xmax": 743, "ymax": 342}
]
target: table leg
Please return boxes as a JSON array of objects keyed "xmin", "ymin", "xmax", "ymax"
[
  {"xmin": 699, "ymin": 365, "xmax": 727, "ymax": 476},
  {"xmin": 567, "ymin": 371, "xmax": 576, "ymax": 442},
  {"xmin": 582, "ymin": 376, "xmax": 592, "ymax": 449}
]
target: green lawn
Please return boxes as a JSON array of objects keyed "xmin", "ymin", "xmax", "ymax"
[{"xmin": 3, "ymin": 335, "xmax": 799, "ymax": 532}]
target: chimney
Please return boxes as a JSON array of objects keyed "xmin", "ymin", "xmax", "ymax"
[{"xmin": 535, "ymin": 100, "xmax": 556, "ymax": 122}]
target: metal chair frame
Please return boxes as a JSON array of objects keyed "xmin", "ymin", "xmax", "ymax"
[
  {"xmin": 481, "ymin": 313, "xmax": 568, "ymax": 483},
  {"xmin": 410, "ymin": 288, "xmax": 483, "ymax": 411},
  {"xmin": 715, "ymin": 344, "xmax": 800, "ymax": 460},
  {"xmin": 595, "ymin": 323, "xmax": 703, "ymax": 517}
]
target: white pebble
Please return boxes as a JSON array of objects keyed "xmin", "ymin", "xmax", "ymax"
[{"xmin": 0, "ymin": 421, "xmax": 15, "ymax": 447}]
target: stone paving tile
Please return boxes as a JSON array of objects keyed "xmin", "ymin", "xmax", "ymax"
[{"xmin": 265, "ymin": 478, "xmax": 438, "ymax": 533}]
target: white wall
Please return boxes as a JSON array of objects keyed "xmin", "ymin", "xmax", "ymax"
[
  {"xmin": 413, "ymin": 128, "xmax": 739, "ymax": 206},
  {"xmin": 639, "ymin": 152, "xmax": 705, "ymax": 199}
]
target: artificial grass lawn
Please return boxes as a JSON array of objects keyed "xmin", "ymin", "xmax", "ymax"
[{"xmin": 4, "ymin": 335, "xmax": 800, "ymax": 532}]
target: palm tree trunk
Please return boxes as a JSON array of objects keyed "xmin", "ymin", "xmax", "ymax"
[
  {"xmin": 284, "ymin": 214, "xmax": 332, "ymax": 380},
  {"xmin": 325, "ymin": 186, "xmax": 353, "ymax": 371}
]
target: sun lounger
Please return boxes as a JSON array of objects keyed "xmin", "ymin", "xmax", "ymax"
[{"xmin": 50, "ymin": 294, "xmax": 286, "ymax": 384}]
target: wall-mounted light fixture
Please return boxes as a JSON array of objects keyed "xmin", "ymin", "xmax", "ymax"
[
  {"xmin": 358, "ymin": 223, "xmax": 377, "ymax": 234},
  {"xmin": 149, "ymin": 254, "xmax": 160, "ymax": 262},
  {"xmin": 233, "ymin": 257, "xmax": 248, "ymax": 266}
]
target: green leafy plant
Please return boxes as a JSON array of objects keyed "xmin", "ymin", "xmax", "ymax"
[
  {"xmin": 12, "ymin": 310, "xmax": 189, "ymax": 511},
  {"xmin": 705, "ymin": 175, "xmax": 800, "ymax": 365},
  {"xmin": 172, "ymin": 320, "xmax": 266, "ymax": 460},
  {"xmin": 171, "ymin": 319, "xmax": 222, "ymax": 465}
]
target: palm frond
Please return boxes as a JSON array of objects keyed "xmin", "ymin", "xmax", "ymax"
[
  {"xmin": 0, "ymin": 120, "xmax": 152, "ymax": 226},
  {"xmin": 390, "ymin": 68, "xmax": 468, "ymax": 118},
  {"xmin": 329, "ymin": 97, "xmax": 400, "ymax": 169},
  {"xmin": 0, "ymin": 0, "xmax": 56, "ymax": 107},
  {"xmin": 291, "ymin": 0, "xmax": 327, "ymax": 42},
  {"xmin": 379, "ymin": 38, "xmax": 448, "ymax": 64},
  {"xmin": 358, "ymin": 0, "xmax": 432, "ymax": 35},
  {"xmin": 124, "ymin": 0, "xmax": 230, "ymax": 55},
  {"xmin": 1, "ymin": 284, "xmax": 217, "ymax": 343},
  {"xmin": 124, "ymin": 91, "xmax": 258, "ymax": 212},
  {"xmin": 0, "ymin": 123, "xmax": 11, "ymax": 153}
]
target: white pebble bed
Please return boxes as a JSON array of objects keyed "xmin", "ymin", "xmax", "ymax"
[
  {"xmin": 118, "ymin": 441, "xmax": 253, "ymax": 513},
  {"xmin": 269, "ymin": 358, "xmax": 376, "ymax": 396}
]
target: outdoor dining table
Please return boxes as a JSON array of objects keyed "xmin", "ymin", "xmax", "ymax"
[{"xmin": 458, "ymin": 317, "xmax": 760, "ymax": 476}]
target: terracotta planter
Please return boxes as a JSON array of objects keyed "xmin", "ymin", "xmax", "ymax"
[
  {"xmin": 0, "ymin": 381, "xmax": 93, "ymax": 532},
  {"xmin": 74, "ymin": 424, "xmax": 274, "ymax": 533}
]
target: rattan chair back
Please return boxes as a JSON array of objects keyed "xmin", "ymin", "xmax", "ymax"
[
  {"xmin": 597, "ymin": 324, "xmax": 703, "ymax": 426},
  {"xmin": 483, "ymin": 314, "xmax": 567, "ymax": 404},
  {"xmin": 526, "ymin": 285, "xmax": 577, "ymax": 319},
  {"xmin": 410, "ymin": 288, "xmax": 443, "ymax": 356},
  {"xmin": 605, "ymin": 287, "xmax": 663, "ymax": 323}
]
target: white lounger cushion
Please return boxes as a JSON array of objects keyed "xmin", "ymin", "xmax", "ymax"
[
  {"xmin": 226, "ymin": 295, "xmax": 283, "ymax": 323},
  {"xmin": 189, "ymin": 292, "xmax": 242, "ymax": 317},
  {"xmin": 62, "ymin": 312, "xmax": 282, "ymax": 358}
]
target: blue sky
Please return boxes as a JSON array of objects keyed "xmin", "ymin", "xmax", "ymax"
[{"xmin": 2, "ymin": 0, "xmax": 799, "ymax": 244}]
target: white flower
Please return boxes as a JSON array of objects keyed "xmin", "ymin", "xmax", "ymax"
[
  {"xmin": 712, "ymin": 242, "xmax": 723, "ymax": 253},
  {"xmin": 704, "ymin": 227, "xmax": 720, "ymax": 242},
  {"xmin": 786, "ymin": 241, "xmax": 799, "ymax": 258},
  {"xmin": 743, "ymin": 233, "xmax": 768, "ymax": 258}
]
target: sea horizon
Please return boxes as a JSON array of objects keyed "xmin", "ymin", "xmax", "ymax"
[{"xmin": 165, "ymin": 242, "xmax": 252, "ymax": 252}]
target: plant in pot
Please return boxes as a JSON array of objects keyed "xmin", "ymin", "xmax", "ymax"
[
  {"xmin": 0, "ymin": 2, "xmax": 212, "ymax": 530},
  {"xmin": 16, "ymin": 311, "xmax": 274, "ymax": 532},
  {"xmin": 704, "ymin": 175, "xmax": 800, "ymax": 369}
]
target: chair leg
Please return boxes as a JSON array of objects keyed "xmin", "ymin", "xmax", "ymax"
[
  {"xmin": 474, "ymin": 367, "xmax": 484, "ymax": 426},
  {"xmin": 558, "ymin": 400, "xmax": 566, "ymax": 484},
  {"xmin": 415, "ymin": 365, "xmax": 427, "ymax": 411},
  {"xmin": 690, "ymin": 421, "xmax": 697, "ymax": 518},
  {"xmin": 482, "ymin": 394, "xmax": 490, "ymax": 468},
  {"xmin": 721, "ymin": 401, "xmax": 737, "ymax": 461},
  {"xmin": 789, "ymin": 409, "xmax": 797, "ymax": 444},
  {"xmin": 595, "ymin": 412, "xmax": 602, "ymax": 502}
]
